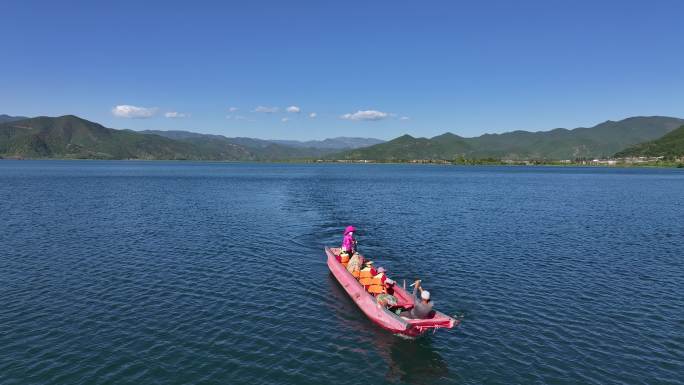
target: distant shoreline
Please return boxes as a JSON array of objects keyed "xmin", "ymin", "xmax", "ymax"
[{"xmin": 2, "ymin": 157, "xmax": 683, "ymax": 168}]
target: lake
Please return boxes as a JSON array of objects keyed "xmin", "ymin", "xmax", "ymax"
[{"xmin": 1, "ymin": 161, "xmax": 682, "ymax": 385}]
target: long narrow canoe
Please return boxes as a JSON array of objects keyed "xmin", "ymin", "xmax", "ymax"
[{"xmin": 325, "ymin": 247, "xmax": 458, "ymax": 338}]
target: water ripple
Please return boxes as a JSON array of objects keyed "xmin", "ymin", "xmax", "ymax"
[{"xmin": 0, "ymin": 161, "xmax": 682, "ymax": 385}]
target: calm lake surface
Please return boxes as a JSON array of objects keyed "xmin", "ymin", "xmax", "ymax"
[{"xmin": 1, "ymin": 161, "xmax": 682, "ymax": 385}]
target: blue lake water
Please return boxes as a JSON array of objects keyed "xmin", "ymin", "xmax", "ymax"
[{"xmin": 1, "ymin": 161, "xmax": 682, "ymax": 385}]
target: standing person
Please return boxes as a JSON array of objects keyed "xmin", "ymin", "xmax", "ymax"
[
  {"xmin": 342, "ymin": 226, "xmax": 363, "ymax": 274},
  {"xmin": 341, "ymin": 225, "xmax": 357, "ymax": 256}
]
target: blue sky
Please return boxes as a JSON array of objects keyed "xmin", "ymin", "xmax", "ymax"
[{"xmin": 1, "ymin": 0, "xmax": 683, "ymax": 140}]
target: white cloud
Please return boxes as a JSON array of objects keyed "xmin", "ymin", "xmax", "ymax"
[
  {"xmin": 286, "ymin": 105, "xmax": 301, "ymax": 113},
  {"xmin": 400, "ymin": 116, "xmax": 410, "ymax": 120},
  {"xmin": 281, "ymin": 117, "xmax": 290, "ymax": 122},
  {"xmin": 253, "ymin": 105, "xmax": 279, "ymax": 113},
  {"xmin": 340, "ymin": 110, "xmax": 388, "ymax": 121},
  {"xmin": 112, "ymin": 105, "xmax": 157, "ymax": 118},
  {"xmin": 165, "ymin": 111, "xmax": 189, "ymax": 118},
  {"xmin": 309, "ymin": 112, "xmax": 317, "ymax": 118},
  {"xmin": 228, "ymin": 107, "xmax": 239, "ymax": 112}
]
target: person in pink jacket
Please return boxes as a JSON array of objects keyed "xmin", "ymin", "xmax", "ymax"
[{"xmin": 341, "ymin": 225, "xmax": 357, "ymax": 255}]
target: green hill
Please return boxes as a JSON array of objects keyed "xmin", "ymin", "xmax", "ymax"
[
  {"xmin": 614, "ymin": 125, "xmax": 684, "ymax": 158},
  {"xmin": 142, "ymin": 130, "xmax": 333, "ymax": 160},
  {"xmin": 342, "ymin": 133, "xmax": 471, "ymax": 161},
  {"xmin": 335, "ymin": 116, "xmax": 684, "ymax": 161},
  {"xmin": 0, "ymin": 115, "xmax": 249, "ymax": 160},
  {"xmin": 0, "ymin": 115, "xmax": 356, "ymax": 161}
]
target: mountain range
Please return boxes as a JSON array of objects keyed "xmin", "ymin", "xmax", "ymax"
[
  {"xmin": 1, "ymin": 114, "xmax": 684, "ymax": 161},
  {"xmin": 0, "ymin": 114, "xmax": 29, "ymax": 124},
  {"xmin": 270, "ymin": 137, "xmax": 385, "ymax": 149},
  {"xmin": 0, "ymin": 115, "xmax": 212, "ymax": 160},
  {"xmin": 0, "ymin": 115, "xmax": 382, "ymax": 160},
  {"xmin": 141, "ymin": 130, "xmax": 382, "ymax": 150},
  {"xmin": 336, "ymin": 116, "xmax": 684, "ymax": 161},
  {"xmin": 140, "ymin": 130, "xmax": 383, "ymax": 160}
]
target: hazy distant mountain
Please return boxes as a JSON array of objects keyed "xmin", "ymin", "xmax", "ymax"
[
  {"xmin": 615, "ymin": 125, "xmax": 684, "ymax": 158},
  {"xmin": 142, "ymin": 130, "xmax": 383, "ymax": 160},
  {"xmin": 0, "ymin": 114, "xmax": 29, "ymax": 123},
  {"xmin": 0, "ymin": 116, "xmax": 249, "ymax": 160},
  {"xmin": 335, "ymin": 116, "xmax": 684, "ymax": 161},
  {"xmin": 144, "ymin": 130, "xmax": 383, "ymax": 150},
  {"xmin": 139, "ymin": 130, "xmax": 226, "ymax": 141},
  {"xmin": 167, "ymin": 134, "xmax": 329, "ymax": 161},
  {"xmin": 140, "ymin": 130, "xmax": 269, "ymax": 159},
  {"xmin": 270, "ymin": 137, "xmax": 385, "ymax": 149},
  {"xmin": 143, "ymin": 130, "xmax": 283, "ymax": 151}
]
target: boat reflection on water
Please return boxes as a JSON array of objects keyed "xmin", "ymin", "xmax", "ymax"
[
  {"xmin": 325, "ymin": 273, "xmax": 452, "ymax": 384},
  {"xmin": 380, "ymin": 333, "xmax": 450, "ymax": 384}
]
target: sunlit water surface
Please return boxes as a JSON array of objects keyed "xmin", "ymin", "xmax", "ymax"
[{"xmin": 1, "ymin": 161, "xmax": 682, "ymax": 385}]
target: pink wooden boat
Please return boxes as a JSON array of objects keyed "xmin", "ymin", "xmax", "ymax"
[{"xmin": 325, "ymin": 247, "xmax": 459, "ymax": 338}]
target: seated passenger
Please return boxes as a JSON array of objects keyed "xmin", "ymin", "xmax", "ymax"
[
  {"xmin": 383, "ymin": 278, "xmax": 395, "ymax": 295},
  {"xmin": 346, "ymin": 253, "xmax": 363, "ymax": 275},
  {"xmin": 401, "ymin": 280, "xmax": 434, "ymax": 319},
  {"xmin": 361, "ymin": 260, "xmax": 377, "ymax": 276}
]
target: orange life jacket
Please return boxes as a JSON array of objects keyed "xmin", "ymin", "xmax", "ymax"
[{"xmin": 367, "ymin": 284, "xmax": 386, "ymax": 294}]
